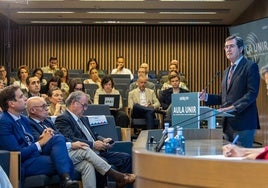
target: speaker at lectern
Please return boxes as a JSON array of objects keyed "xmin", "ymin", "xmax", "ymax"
[{"xmin": 171, "ymin": 92, "xmax": 234, "ymax": 129}]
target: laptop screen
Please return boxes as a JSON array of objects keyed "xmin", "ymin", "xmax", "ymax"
[{"xmin": 98, "ymin": 94, "xmax": 120, "ymax": 108}]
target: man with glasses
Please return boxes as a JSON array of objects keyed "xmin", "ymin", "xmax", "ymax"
[
  {"xmin": 55, "ymin": 91, "xmax": 135, "ymax": 188},
  {"xmin": 27, "ymin": 96, "xmax": 135, "ymax": 188},
  {"xmin": 0, "ymin": 85, "xmax": 79, "ymax": 188},
  {"xmin": 200, "ymin": 35, "xmax": 260, "ymax": 148}
]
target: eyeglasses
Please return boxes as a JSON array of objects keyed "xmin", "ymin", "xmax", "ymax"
[
  {"xmin": 76, "ymin": 101, "xmax": 88, "ymax": 109},
  {"xmin": 33, "ymin": 104, "xmax": 49, "ymax": 110},
  {"xmin": 224, "ymin": 44, "xmax": 237, "ymax": 50},
  {"xmin": 74, "ymin": 87, "xmax": 83, "ymax": 91}
]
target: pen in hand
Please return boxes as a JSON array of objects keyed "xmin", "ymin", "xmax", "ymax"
[{"xmin": 232, "ymin": 135, "xmax": 239, "ymax": 145}]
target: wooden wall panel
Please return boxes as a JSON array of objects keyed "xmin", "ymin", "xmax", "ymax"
[{"xmin": 5, "ymin": 25, "xmax": 228, "ymax": 93}]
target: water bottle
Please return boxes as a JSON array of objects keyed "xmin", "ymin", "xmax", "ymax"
[
  {"xmin": 175, "ymin": 126, "xmax": 185, "ymax": 155},
  {"xmin": 164, "ymin": 127, "xmax": 178, "ymax": 154}
]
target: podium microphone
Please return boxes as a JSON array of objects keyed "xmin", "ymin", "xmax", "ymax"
[{"xmin": 199, "ymin": 71, "xmax": 221, "ymax": 98}]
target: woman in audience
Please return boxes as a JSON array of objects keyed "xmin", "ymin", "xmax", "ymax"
[
  {"xmin": 60, "ymin": 66, "xmax": 70, "ymax": 92},
  {"xmin": 69, "ymin": 78, "xmax": 85, "ymax": 93},
  {"xmin": 40, "ymin": 76, "xmax": 61, "ymax": 96},
  {"xmin": 47, "ymin": 87, "xmax": 66, "ymax": 116},
  {"xmin": 94, "ymin": 75, "xmax": 130, "ymax": 127},
  {"xmin": 32, "ymin": 68, "xmax": 47, "ymax": 86},
  {"xmin": 86, "ymin": 58, "xmax": 105, "ymax": 77},
  {"xmin": 13, "ymin": 65, "xmax": 29, "ymax": 94},
  {"xmin": 83, "ymin": 67, "xmax": 102, "ymax": 88}
]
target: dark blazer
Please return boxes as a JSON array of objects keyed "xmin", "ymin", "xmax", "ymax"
[
  {"xmin": 28, "ymin": 117, "xmax": 71, "ymax": 142},
  {"xmin": 55, "ymin": 110, "xmax": 97, "ymax": 148},
  {"xmin": 0, "ymin": 112, "xmax": 39, "ymax": 162},
  {"xmin": 159, "ymin": 87, "xmax": 189, "ymax": 110},
  {"xmin": 206, "ymin": 57, "xmax": 260, "ymax": 131}
]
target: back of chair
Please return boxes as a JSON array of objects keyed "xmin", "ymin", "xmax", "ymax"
[
  {"xmin": 84, "ymin": 104, "xmax": 111, "ymax": 115},
  {"xmin": 87, "ymin": 115, "xmax": 120, "ymax": 141}
]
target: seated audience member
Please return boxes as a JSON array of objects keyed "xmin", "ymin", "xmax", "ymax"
[
  {"xmin": 27, "ymin": 96, "xmax": 135, "ymax": 188},
  {"xmin": 32, "ymin": 68, "xmax": 47, "ymax": 86},
  {"xmin": 0, "ymin": 85, "xmax": 78, "ymax": 188},
  {"xmin": 41, "ymin": 56, "xmax": 59, "ymax": 74},
  {"xmin": 83, "ymin": 68, "xmax": 102, "ymax": 88},
  {"xmin": 222, "ymin": 64, "xmax": 268, "ymax": 159},
  {"xmin": 55, "ymin": 91, "xmax": 135, "ymax": 186},
  {"xmin": 94, "ymin": 75, "xmax": 130, "ymax": 127},
  {"xmin": 40, "ymin": 76, "xmax": 61, "ymax": 95},
  {"xmin": 128, "ymin": 75, "xmax": 160, "ymax": 130},
  {"xmin": 26, "ymin": 75, "xmax": 46, "ymax": 98},
  {"xmin": 159, "ymin": 74, "xmax": 190, "ymax": 124},
  {"xmin": 60, "ymin": 66, "xmax": 71, "ymax": 95},
  {"xmin": 140, "ymin": 63, "xmax": 156, "ymax": 79},
  {"xmin": 159, "ymin": 74, "xmax": 189, "ymax": 110},
  {"xmin": 86, "ymin": 58, "xmax": 106, "ymax": 77},
  {"xmin": 161, "ymin": 61, "xmax": 189, "ymax": 91},
  {"xmin": 0, "ymin": 165, "xmax": 12, "ymax": 188},
  {"xmin": 0, "ymin": 65, "xmax": 15, "ymax": 86},
  {"xmin": 69, "ymin": 78, "xmax": 85, "ymax": 93},
  {"xmin": 48, "ymin": 87, "xmax": 66, "ymax": 116},
  {"xmin": 129, "ymin": 67, "xmax": 155, "ymax": 91},
  {"xmin": 13, "ymin": 65, "xmax": 29, "ymax": 94},
  {"xmin": 111, "ymin": 56, "xmax": 134, "ymax": 80}
]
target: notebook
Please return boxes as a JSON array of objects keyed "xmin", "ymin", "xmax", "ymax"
[{"xmin": 98, "ymin": 94, "xmax": 120, "ymax": 109}]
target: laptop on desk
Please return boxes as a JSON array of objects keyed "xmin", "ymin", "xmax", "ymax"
[{"xmin": 98, "ymin": 94, "xmax": 120, "ymax": 109}]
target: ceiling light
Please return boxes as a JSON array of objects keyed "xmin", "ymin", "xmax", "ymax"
[
  {"xmin": 160, "ymin": 11, "xmax": 216, "ymax": 14},
  {"xmin": 160, "ymin": 0, "xmax": 224, "ymax": 1},
  {"xmin": 88, "ymin": 11, "xmax": 145, "ymax": 14},
  {"xmin": 30, "ymin": 21, "xmax": 82, "ymax": 24},
  {"xmin": 159, "ymin": 21, "xmax": 211, "ymax": 24},
  {"xmin": 94, "ymin": 21, "xmax": 146, "ymax": 24},
  {"xmin": 81, "ymin": 0, "xmax": 143, "ymax": 1},
  {"xmin": 18, "ymin": 11, "xmax": 74, "ymax": 14}
]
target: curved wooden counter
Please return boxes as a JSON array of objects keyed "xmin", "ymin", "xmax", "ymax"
[{"xmin": 133, "ymin": 130, "xmax": 268, "ymax": 188}]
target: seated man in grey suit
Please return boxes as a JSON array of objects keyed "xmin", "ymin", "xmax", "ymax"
[
  {"xmin": 129, "ymin": 67, "xmax": 155, "ymax": 91},
  {"xmin": 54, "ymin": 91, "xmax": 136, "ymax": 188},
  {"xmin": 27, "ymin": 96, "xmax": 135, "ymax": 188}
]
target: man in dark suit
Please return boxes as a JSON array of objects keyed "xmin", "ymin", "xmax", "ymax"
[
  {"xmin": 55, "ymin": 91, "xmax": 135, "ymax": 188},
  {"xmin": 200, "ymin": 35, "xmax": 260, "ymax": 148},
  {"xmin": 0, "ymin": 85, "xmax": 78, "ymax": 188}
]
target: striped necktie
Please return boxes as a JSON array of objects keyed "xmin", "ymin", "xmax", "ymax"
[{"xmin": 227, "ymin": 64, "xmax": 236, "ymax": 89}]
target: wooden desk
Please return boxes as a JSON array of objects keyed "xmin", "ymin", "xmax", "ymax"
[{"xmin": 133, "ymin": 130, "xmax": 268, "ymax": 188}]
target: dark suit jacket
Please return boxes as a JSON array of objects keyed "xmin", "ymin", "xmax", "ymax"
[
  {"xmin": 159, "ymin": 87, "xmax": 189, "ymax": 110},
  {"xmin": 55, "ymin": 110, "xmax": 97, "ymax": 148},
  {"xmin": 28, "ymin": 117, "xmax": 71, "ymax": 142},
  {"xmin": 206, "ymin": 57, "xmax": 260, "ymax": 131},
  {"xmin": 0, "ymin": 112, "xmax": 39, "ymax": 162}
]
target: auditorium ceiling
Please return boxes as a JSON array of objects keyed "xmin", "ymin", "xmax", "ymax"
[{"xmin": 0, "ymin": 0, "xmax": 254, "ymax": 25}]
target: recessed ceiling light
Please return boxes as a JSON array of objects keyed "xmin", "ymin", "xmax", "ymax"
[
  {"xmin": 94, "ymin": 21, "xmax": 145, "ymax": 24},
  {"xmin": 159, "ymin": 21, "xmax": 211, "ymax": 24},
  {"xmin": 160, "ymin": 11, "xmax": 216, "ymax": 14},
  {"xmin": 18, "ymin": 11, "xmax": 74, "ymax": 14},
  {"xmin": 30, "ymin": 21, "xmax": 82, "ymax": 24},
  {"xmin": 160, "ymin": 0, "xmax": 224, "ymax": 1},
  {"xmin": 88, "ymin": 12, "xmax": 145, "ymax": 14}
]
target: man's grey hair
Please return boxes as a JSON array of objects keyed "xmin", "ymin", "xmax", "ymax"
[{"xmin": 65, "ymin": 91, "xmax": 90, "ymax": 107}]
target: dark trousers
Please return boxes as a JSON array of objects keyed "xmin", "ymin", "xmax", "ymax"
[{"xmin": 132, "ymin": 103, "xmax": 156, "ymax": 129}]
